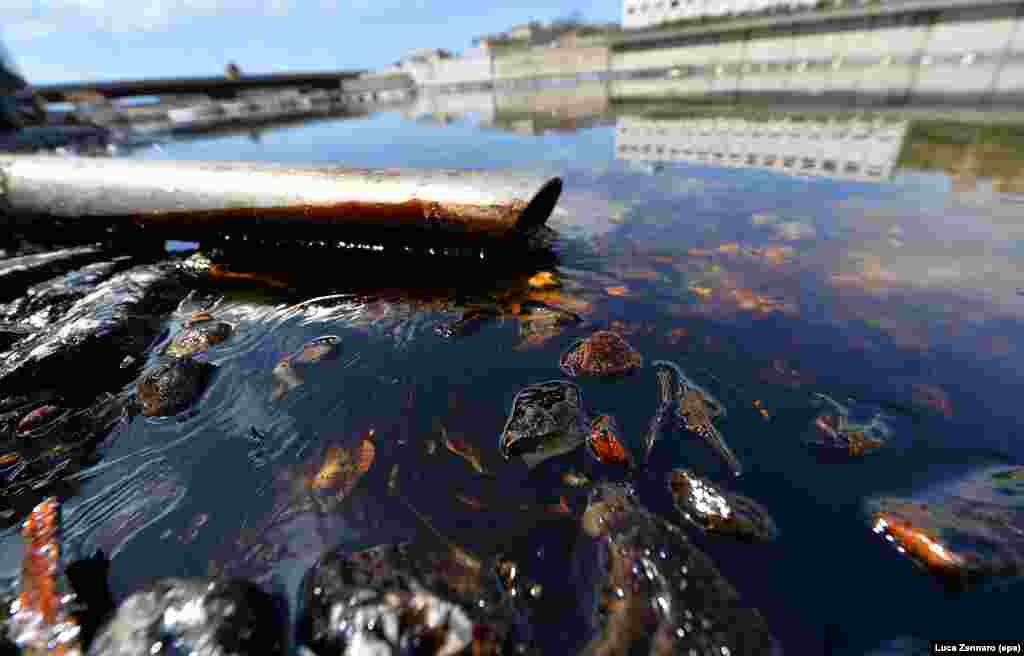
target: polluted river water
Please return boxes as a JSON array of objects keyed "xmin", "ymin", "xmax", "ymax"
[{"xmin": 1, "ymin": 98, "xmax": 1024, "ymax": 655}]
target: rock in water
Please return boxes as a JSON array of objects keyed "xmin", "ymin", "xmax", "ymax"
[
  {"xmin": 667, "ymin": 469, "xmax": 779, "ymax": 541},
  {"xmin": 587, "ymin": 414, "xmax": 633, "ymax": 467},
  {"xmin": 163, "ymin": 320, "xmax": 233, "ymax": 358},
  {"xmin": 866, "ymin": 465, "xmax": 1024, "ymax": 590},
  {"xmin": 805, "ymin": 393, "xmax": 892, "ymax": 458},
  {"xmin": 559, "ymin": 331, "xmax": 643, "ymax": 378},
  {"xmin": 647, "ymin": 360, "xmax": 742, "ymax": 476},
  {"xmin": 136, "ymin": 356, "xmax": 209, "ymax": 417},
  {"xmin": 1, "ymin": 259, "xmax": 123, "ymax": 329},
  {"xmin": 88, "ymin": 578, "xmax": 285, "ymax": 656},
  {"xmin": 578, "ymin": 483, "xmax": 780, "ymax": 656},
  {"xmin": 499, "ymin": 380, "xmax": 589, "ymax": 470},
  {"xmin": 514, "ymin": 301, "xmax": 581, "ymax": 350},
  {"xmin": 0, "ymin": 263, "xmax": 187, "ymax": 400},
  {"xmin": 269, "ymin": 335, "xmax": 340, "ymax": 402},
  {"xmin": 0, "ymin": 246, "xmax": 106, "ymax": 305},
  {"xmin": 297, "ymin": 541, "xmax": 537, "ymax": 656}
]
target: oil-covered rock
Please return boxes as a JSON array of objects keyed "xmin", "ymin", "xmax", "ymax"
[
  {"xmin": 87, "ymin": 577, "xmax": 286, "ymax": 656},
  {"xmin": 559, "ymin": 330, "xmax": 643, "ymax": 378},
  {"xmin": 136, "ymin": 356, "xmax": 210, "ymax": 417},
  {"xmin": 577, "ymin": 483, "xmax": 780, "ymax": 656},
  {"xmin": 298, "ymin": 540, "xmax": 537, "ymax": 656},
  {"xmin": 667, "ymin": 469, "xmax": 779, "ymax": 541},
  {"xmin": 499, "ymin": 380, "xmax": 589, "ymax": 470}
]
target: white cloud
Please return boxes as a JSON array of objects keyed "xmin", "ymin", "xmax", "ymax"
[
  {"xmin": 5, "ymin": 19, "xmax": 60, "ymax": 40},
  {"xmin": 3, "ymin": 0, "xmax": 303, "ymax": 40}
]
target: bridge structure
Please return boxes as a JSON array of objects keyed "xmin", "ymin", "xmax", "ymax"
[{"xmin": 31, "ymin": 70, "xmax": 367, "ymax": 103}]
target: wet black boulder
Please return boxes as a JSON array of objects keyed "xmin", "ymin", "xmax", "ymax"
[
  {"xmin": 87, "ymin": 577, "xmax": 286, "ymax": 656},
  {"xmin": 136, "ymin": 356, "xmax": 210, "ymax": 417}
]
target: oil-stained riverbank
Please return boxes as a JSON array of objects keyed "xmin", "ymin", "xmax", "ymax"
[{"xmin": 1, "ymin": 96, "xmax": 1023, "ymax": 655}]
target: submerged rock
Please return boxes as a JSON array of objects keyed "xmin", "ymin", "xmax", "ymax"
[
  {"xmin": 667, "ymin": 469, "xmax": 779, "ymax": 541},
  {"xmin": 587, "ymin": 414, "xmax": 634, "ymax": 468},
  {"xmin": 434, "ymin": 306, "xmax": 499, "ymax": 339},
  {"xmin": 136, "ymin": 356, "xmax": 209, "ymax": 417},
  {"xmin": 1, "ymin": 392, "xmax": 129, "ymax": 525},
  {"xmin": 13, "ymin": 403, "xmax": 70, "ymax": 438},
  {"xmin": 578, "ymin": 483, "xmax": 780, "ymax": 655},
  {"xmin": 174, "ymin": 289, "xmax": 224, "ymax": 318},
  {"xmin": 646, "ymin": 360, "xmax": 742, "ymax": 476},
  {"xmin": 559, "ymin": 330, "xmax": 643, "ymax": 378},
  {"xmin": 163, "ymin": 319, "xmax": 233, "ymax": 358},
  {"xmin": 499, "ymin": 380, "xmax": 589, "ymax": 470},
  {"xmin": 805, "ymin": 393, "xmax": 892, "ymax": 458},
  {"xmin": 513, "ymin": 301, "xmax": 581, "ymax": 350},
  {"xmin": 866, "ymin": 465, "xmax": 1024, "ymax": 590},
  {"xmin": 307, "ymin": 431, "xmax": 376, "ymax": 499},
  {"xmin": 440, "ymin": 423, "xmax": 489, "ymax": 475},
  {"xmin": 297, "ymin": 540, "xmax": 536, "ymax": 656},
  {"xmin": 88, "ymin": 577, "xmax": 286, "ymax": 656},
  {"xmin": 270, "ymin": 335, "xmax": 340, "ymax": 402},
  {"xmin": 261, "ymin": 429, "xmax": 378, "ymax": 527}
]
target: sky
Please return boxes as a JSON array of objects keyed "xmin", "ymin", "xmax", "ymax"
[{"xmin": 2, "ymin": 0, "xmax": 621, "ymax": 85}]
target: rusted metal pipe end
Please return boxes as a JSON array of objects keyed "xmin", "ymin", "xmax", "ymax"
[
  {"xmin": 0, "ymin": 156, "xmax": 564, "ymax": 240},
  {"xmin": 517, "ymin": 176, "xmax": 562, "ymax": 233}
]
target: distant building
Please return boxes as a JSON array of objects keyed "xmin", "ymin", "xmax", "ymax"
[
  {"xmin": 508, "ymin": 23, "xmax": 537, "ymax": 40},
  {"xmin": 401, "ymin": 48, "xmax": 452, "ymax": 63},
  {"xmin": 225, "ymin": 61, "xmax": 242, "ymax": 81},
  {"xmin": 622, "ymin": 0, "xmax": 821, "ymax": 30}
]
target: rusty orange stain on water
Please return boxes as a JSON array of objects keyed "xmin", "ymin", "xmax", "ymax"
[
  {"xmin": 525, "ymin": 290, "xmax": 592, "ymax": 315},
  {"xmin": 873, "ymin": 512, "xmax": 964, "ymax": 573},
  {"xmin": 206, "ymin": 264, "xmax": 290, "ymax": 289},
  {"xmin": 660, "ymin": 327, "xmax": 689, "ymax": 345},
  {"xmin": 456, "ymin": 494, "xmax": 485, "ymax": 510},
  {"xmin": 689, "ymin": 285, "xmax": 713, "ymax": 299},
  {"xmin": 620, "ymin": 269, "xmax": 661, "ymax": 281},
  {"xmin": 527, "ymin": 271, "xmax": 560, "ymax": 289},
  {"xmin": 546, "ymin": 496, "xmax": 571, "ymax": 515}
]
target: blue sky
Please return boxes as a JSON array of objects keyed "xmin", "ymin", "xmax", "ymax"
[{"xmin": 3, "ymin": 1, "xmax": 620, "ymax": 85}]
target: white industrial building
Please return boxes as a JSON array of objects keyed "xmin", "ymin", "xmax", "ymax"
[
  {"xmin": 615, "ymin": 116, "xmax": 908, "ymax": 182},
  {"xmin": 623, "ymin": 0, "xmax": 823, "ymax": 30}
]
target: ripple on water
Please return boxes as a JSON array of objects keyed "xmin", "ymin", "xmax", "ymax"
[{"xmin": 62, "ymin": 458, "xmax": 186, "ymax": 560}]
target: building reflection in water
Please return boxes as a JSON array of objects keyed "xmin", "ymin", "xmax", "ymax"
[
  {"xmin": 614, "ymin": 115, "xmax": 908, "ymax": 182},
  {"xmin": 404, "ymin": 81, "xmax": 614, "ymax": 135}
]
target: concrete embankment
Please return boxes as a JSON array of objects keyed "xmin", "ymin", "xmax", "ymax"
[{"xmin": 405, "ymin": 0, "xmax": 1024, "ymax": 107}]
